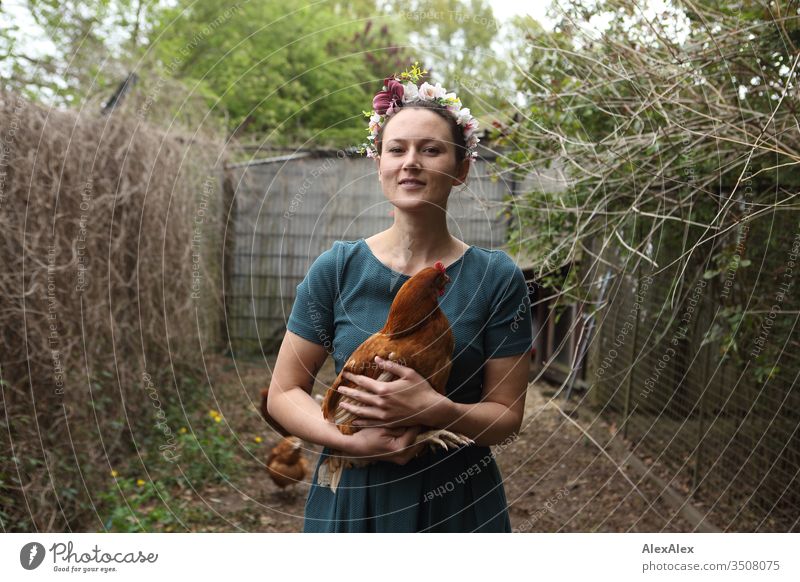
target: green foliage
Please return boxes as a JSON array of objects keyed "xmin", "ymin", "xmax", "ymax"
[
  {"xmin": 382, "ymin": 0, "xmax": 526, "ymax": 119},
  {"xmin": 175, "ymin": 410, "xmax": 239, "ymax": 484},
  {"xmin": 139, "ymin": 0, "xmax": 413, "ymax": 145},
  {"xmin": 2, "ymin": 0, "xmax": 532, "ymax": 147},
  {"xmin": 98, "ymin": 476, "xmax": 185, "ymax": 533},
  {"xmin": 97, "ymin": 406, "xmax": 262, "ymax": 532}
]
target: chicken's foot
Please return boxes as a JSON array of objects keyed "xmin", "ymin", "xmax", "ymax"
[{"xmin": 414, "ymin": 429, "xmax": 474, "ymax": 451}]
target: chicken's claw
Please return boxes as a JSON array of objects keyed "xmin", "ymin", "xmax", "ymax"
[{"xmin": 415, "ymin": 429, "xmax": 474, "ymax": 451}]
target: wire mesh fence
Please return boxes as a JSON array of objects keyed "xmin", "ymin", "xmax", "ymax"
[{"xmin": 583, "ymin": 208, "xmax": 800, "ymax": 531}]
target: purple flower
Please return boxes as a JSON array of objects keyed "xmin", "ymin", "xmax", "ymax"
[{"xmin": 372, "ymin": 77, "xmax": 404, "ymax": 115}]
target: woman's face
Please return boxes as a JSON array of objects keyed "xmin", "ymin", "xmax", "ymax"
[{"xmin": 375, "ymin": 108, "xmax": 469, "ymax": 212}]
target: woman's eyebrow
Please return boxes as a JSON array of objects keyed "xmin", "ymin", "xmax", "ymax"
[{"xmin": 385, "ymin": 138, "xmax": 445, "ymax": 145}]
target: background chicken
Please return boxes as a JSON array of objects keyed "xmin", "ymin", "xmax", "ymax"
[
  {"xmin": 259, "ymin": 386, "xmax": 309, "ymax": 493},
  {"xmin": 265, "ymin": 436, "xmax": 309, "ymax": 494},
  {"xmin": 319, "ymin": 261, "xmax": 473, "ymax": 492}
]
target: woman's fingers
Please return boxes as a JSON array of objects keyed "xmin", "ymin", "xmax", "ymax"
[
  {"xmin": 341, "ymin": 371, "xmax": 381, "ymax": 393},
  {"xmin": 340, "ymin": 400, "xmax": 383, "ymax": 420},
  {"xmin": 374, "ymin": 356, "xmax": 410, "ymax": 379},
  {"xmin": 349, "ymin": 426, "xmax": 427, "ymax": 464},
  {"xmin": 338, "ymin": 385, "xmax": 381, "ymax": 407}
]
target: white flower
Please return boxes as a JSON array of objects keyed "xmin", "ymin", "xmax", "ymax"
[
  {"xmin": 417, "ymin": 82, "xmax": 436, "ymax": 100},
  {"xmin": 418, "ymin": 81, "xmax": 447, "ymax": 100},
  {"xmin": 403, "ymin": 82, "xmax": 419, "ymax": 102},
  {"xmin": 432, "ymin": 82, "xmax": 447, "ymax": 99},
  {"xmin": 369, "ymin": 113, "xmax": 382, "ymax": 133},
  {"xmin": 456, "ymin": 107, "xmax": 472, "ymax": 126}
]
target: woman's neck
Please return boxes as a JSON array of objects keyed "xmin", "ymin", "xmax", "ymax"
[{"xmin": 369, "ymin": 210, "xmax": 466, "ymax": 275}]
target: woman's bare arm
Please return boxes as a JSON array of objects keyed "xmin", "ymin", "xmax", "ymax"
[
  {"xmin": 428, "ymin": 352, "xmax": 530, "ymax": 446},
  {"xmin": 266, "ymin": 331, "xmax": 351, "ymax": 450}
]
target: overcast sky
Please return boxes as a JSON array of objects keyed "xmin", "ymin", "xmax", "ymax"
[{"xmin": 488, "ymin": 0, "xmax": 555, "ymax": 27}]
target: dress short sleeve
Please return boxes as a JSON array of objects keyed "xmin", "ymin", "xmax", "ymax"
[
  {"xmin": 286, "ymin": 243, "xmax": 340, "ymax": 346},
  {"xmin": 483, "ymin": 252, "xmax": 534, "ymax": 359}
]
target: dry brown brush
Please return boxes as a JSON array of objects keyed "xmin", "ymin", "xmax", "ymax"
[{"xmin": 0, "ymin": 89, "xmax": 226, "ymax": 531}]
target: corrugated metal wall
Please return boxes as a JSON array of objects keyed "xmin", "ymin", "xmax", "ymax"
[{"xmin": 226, "ymin": 152, "xmax": 530, "ymax": 353}]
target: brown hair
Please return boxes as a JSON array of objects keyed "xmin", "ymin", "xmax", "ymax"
[{"xmin": 375, "ymin": 100, "xmax": 469, "ymax": 166}]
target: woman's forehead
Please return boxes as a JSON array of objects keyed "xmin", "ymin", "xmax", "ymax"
[{"xmin": 382, "ymin": 108, "xmax": 452, "ymax": 140}]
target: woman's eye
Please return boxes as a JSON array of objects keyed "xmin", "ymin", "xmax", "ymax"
[{"xmin": 386, "ymin": 146, "xmax": 439, "ymax": 153}]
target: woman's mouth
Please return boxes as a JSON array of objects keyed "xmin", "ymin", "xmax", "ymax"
[{"xmin": 399, "ymin": 179, "xmax": 425, "ymax": 189}]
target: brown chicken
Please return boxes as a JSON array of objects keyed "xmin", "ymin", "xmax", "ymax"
[
  {"xmin": 259, "ymin": 387, "xmax": 309, "ymax": 491},
  {"xmin": 266, "ymin": 436, "xmax": 309, "ymax": 492},
  {"xmin": 319, "ymin": 261, "xmax": 473, "ymax": 492}
]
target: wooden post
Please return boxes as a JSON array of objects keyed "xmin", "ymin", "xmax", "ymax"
[
  {"xmin": 622, "ymin": 271, "xmax": 640, "ymax": 439},
  {"xmin": 220, "ymin": 167, "xmax": 237, "ymax": 354}
]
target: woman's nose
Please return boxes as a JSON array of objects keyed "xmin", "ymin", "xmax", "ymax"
[{"xmin": 401, "ymin": 147, "xmax": 421, "ymax": 169}]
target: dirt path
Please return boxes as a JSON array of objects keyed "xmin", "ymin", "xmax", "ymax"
[{"xmin": 189, "ymin": 353, "xmax": 697, "ymax": 532}]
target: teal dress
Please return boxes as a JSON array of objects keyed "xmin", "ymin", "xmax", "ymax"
[{"xmin": 286, "ymin": 238, "xmax": 533, "ymax": 532}]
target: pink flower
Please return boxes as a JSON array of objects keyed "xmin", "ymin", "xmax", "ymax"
[{"xmin": 372, "ymin": 77, "xmax": 404, "ymax": 115}]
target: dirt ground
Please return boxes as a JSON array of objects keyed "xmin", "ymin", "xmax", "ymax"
[{"xmin": 188, "ymin": 353, "xmax": 700, "ymax": 532}]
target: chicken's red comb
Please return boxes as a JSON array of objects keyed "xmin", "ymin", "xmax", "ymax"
[{"xmin": 434, "ymin": 261, "xmax": 446, "ymax": 273}]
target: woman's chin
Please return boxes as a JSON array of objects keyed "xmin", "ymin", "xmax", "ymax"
[{"xmin": 388, "ymin": 195, "xmax": 447, "ymax": 212}]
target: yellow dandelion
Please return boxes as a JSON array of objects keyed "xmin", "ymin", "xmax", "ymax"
[
  {"xmin": 254, "ymin": 436, "xmax": 262, "ymax": 444},
  {"xmin": 214, "ymin": 416, "xmax": 222, "ymax": 423},
  {"xmin": 110, "ymin": 469, "xmax": 119, "ymax": 478},
  {"xmin": 209, "ymin": 410, "xmax": 219, "ymax": 418},
  {"xmin": 179, "ymin": 427, "xmax": 187, "ymax": 434},
  {"xmin": 136, "ymin": 479, "xmax": 145, "ymax": 487}
]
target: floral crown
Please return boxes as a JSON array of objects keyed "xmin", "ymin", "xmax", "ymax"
[{"xmin": 358, "ymin": 62, "xmax": 480, "ymax": 161}]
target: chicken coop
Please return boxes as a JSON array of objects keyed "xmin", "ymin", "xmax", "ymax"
[{"xmin": 223, "ymin": 147, "xmax": 565, "ymax": 357}]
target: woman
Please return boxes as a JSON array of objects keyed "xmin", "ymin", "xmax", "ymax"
[{"xmin": 267, "ymin": 65, "xmax": 533, "ymax": 532}]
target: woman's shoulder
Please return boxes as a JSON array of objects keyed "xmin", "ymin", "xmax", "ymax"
[
  {"xmin": 312, "ymin": 239, "xmax": 361, "ymax": 262},
  {"xmin": 465, "ymin": 245, "xmax": 523, "ymax": 274},
  {"xmin": 307, "ymin": 239, "xmax": 369, "ymax": 278},
  {"xmin": 328, "ymin": 238, "xmax": 362, "ymax": 252}
]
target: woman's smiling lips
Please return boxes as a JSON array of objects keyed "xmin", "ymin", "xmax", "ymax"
[{"xmin": 399, "ymin": 178, "xmax": 426, "ymax": 189}]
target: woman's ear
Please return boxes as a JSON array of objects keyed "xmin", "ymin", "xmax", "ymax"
[{"xmin": 453, "ymin": 158, "xmax": 470, "ymax": 186}]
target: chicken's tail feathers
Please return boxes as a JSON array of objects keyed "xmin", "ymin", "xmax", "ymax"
[
  {"xmin": 321, "ymin": 386, "xmax": 340, "ymax": 422},
  {"xmin": 317, "ymin": 456, "xmax": 344, "ymax": 494},
  {"xmin": 321, "ymin": 364, "xmax": 351, "ymax": 421},
  {"xmin": 317, "ymin": 454, "xmax": 368, "ymax": 493}
]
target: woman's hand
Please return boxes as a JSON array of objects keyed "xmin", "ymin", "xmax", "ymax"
[
  {"xmin": 337, "ymin": 356, "xmax": 445, "ymax": 428},
  {"xmin": 342, "ymin": 425, "xmax": 427, "ymax": 466}
]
